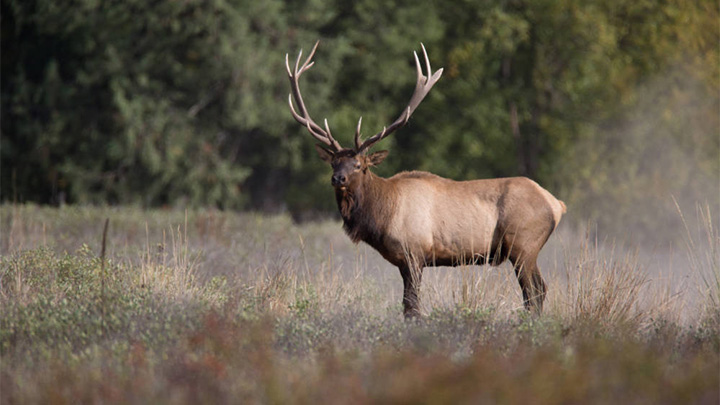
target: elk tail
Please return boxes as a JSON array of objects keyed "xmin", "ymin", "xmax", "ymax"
[{"xmin": 559, "ymin": 200, "xmax": 567, "ymax": 214}]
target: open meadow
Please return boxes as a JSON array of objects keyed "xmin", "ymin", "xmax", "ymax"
[{"xmin": 1, "ymin": 204, "xmax": 718, "ymax": 403}]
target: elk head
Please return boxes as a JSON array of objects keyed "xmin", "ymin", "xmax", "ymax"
[
  {"xmin": 314, "ymin": 147, "xmax": 388, "ymax": 191},
  {"xmin": 285, "ymin": 41, "xmax": 443, "ymax": 192}
]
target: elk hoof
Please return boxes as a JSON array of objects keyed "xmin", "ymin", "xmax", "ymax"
[{"xmin": 403, "ymin": 309, "xmax": 422, "ymax": 320}]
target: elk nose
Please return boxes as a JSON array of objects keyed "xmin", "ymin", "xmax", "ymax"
[{"xmin": 331, "ymin": 174, "xmax": 347, "ymax": 186}]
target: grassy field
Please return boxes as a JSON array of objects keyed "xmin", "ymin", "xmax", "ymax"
[{"xmin": 1, "ymin": 204, "xmax": 718, "ymax": 404}]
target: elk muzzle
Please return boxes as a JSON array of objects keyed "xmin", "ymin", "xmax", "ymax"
[{"xmin": 331, "ymin": 174, "xmax": 348, "ymax": 187}]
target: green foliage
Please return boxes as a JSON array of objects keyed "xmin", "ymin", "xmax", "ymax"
[
  {"xmin": 3, "ymin": 0, "xmax": 263, "ymax": 207},
  {"xmin": 2, "ymin": 0, "xmax": 718, "ymax": 242},
  {"xmin": 0, "ymin": 246, "xmax": 207, "ymax": 356},
  {"xmin": 549, "ymin": 0, "xmax": 720, "ymax": 241}
]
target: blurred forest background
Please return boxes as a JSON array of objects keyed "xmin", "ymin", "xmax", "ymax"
[{"xmin": 2, "ymin": 0, "xmax": 718, "ymax": 244}]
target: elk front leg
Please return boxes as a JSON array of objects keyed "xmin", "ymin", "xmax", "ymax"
[{"xmin": 399, "ymin": 263, "xmax": 423, "ymax": 318}]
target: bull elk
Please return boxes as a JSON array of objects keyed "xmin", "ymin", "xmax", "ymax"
[{"xmin": 286, "ymin": 41, "xmax": 566, "ymax": 317}]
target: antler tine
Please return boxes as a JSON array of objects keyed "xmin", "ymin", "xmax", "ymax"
[
  {"xmin": 354, "ymin": 117, "xmax": 363, "ymax": 150},
  {"xmin": 286, "ymin": 41, "xmax": 343, "ymax": 151},
  {"xmin": 294, "ymin": 48, "xmax": 303, "ymax": 75},
  {"xmin": 300, "ymin": 41, "xmax": 319, "ymax": 73},
  {"xmin": 323, "ymin": 119, "xmax": 334, "ymax": 140},
  {"xmin": 357, "ymin": 43, "xmax": 443, "ymax": 152},
  {"xmin": 285, "ymin": 53, "xmax": 292, "ymax": 77},
  {"xmin": 421, "ymin": 43, "xmax": 432, "ymax": 80}
]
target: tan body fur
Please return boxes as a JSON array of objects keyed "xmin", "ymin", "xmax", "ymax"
[{"xmin": 357, "ymin": 172, "xmax": 565, "ymax": 267}]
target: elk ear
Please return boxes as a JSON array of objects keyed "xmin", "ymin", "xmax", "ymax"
[
  {"xmin": 367, "ymin": 150, "xmax": 389, "ymax": 166},
  {"xmin": 315, "ymin": 144, "xmax": 334, "ymax": 163}
]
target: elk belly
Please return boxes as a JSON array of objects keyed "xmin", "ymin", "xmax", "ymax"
[{"xmin": 429, "ymin": 204, "xmax": 498, "ymax": 266}]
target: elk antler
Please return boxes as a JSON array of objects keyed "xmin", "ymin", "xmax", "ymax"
[
  {"xmin": 355, "ymin": 43, "xmax": 443, "ymax": 153},
  {"xmin": 286, "ymin": 41, "xmax": 343, "ymax": 152}
]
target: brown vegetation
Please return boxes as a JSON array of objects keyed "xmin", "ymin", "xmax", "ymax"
[{"xmin": 1, "ymin": 205, "xmax": 718, "ymax": 404}]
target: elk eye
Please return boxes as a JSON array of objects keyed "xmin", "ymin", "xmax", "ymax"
[{"xmin": 354, "ymin": 162, "xmax": 361, "ymax": 169}]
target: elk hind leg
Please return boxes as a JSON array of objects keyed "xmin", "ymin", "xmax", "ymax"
[{"xmin": 511, "ymin": 255, "xmax": 547, "ymax": 314}]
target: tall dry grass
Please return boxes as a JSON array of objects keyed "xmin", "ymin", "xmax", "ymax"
[
  {"xmin": 1, "ymin": 203, "xmax": 716, "ymax": 323},
  {"xmin": 0, "ymin": 204, "xmax": 718, "ymax": 404},
  {"xmin": 555, "ymin": 240, "xmax": 648, "ymax": 326},
  {"xmin": 676, "ymin": 202, "xmax": 720, "ymax": 324},
  {"xmin": 138, "ymin": 214, "xmax": 201, "ymax": 302}
]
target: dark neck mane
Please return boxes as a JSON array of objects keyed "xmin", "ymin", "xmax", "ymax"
[{"xmin": 336, "ymin": 172, "xmax": 394, "ymax": 246}]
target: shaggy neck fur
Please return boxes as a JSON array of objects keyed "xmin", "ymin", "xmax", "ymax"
[{"xmin": 335, "ymin": 171, "xmax": 395, "ymax": 247}]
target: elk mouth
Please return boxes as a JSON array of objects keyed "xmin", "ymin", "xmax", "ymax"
[
  {"xmin": 332, "ymin": 183, "xmax": 349, "ymax": 193},
  {"xmin": 332, "ymin": 177, "xmax": 348, "ymax": 190}
]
